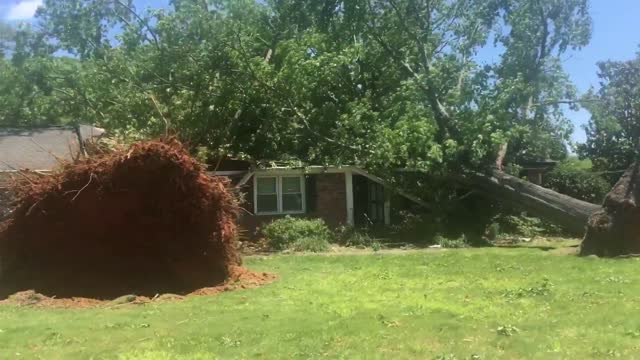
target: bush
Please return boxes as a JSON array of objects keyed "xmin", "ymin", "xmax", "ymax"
[
  {"xmin": 334, "ymin": 225, "xmax": 376, "ymax": 248},
  {"xmin": 434, "ymin": 234, "xmax": 469, "ymax": 248},
  {"xmin": 543, "ymin": 163, "xmax": 610, "ymax": 204},
  {"xmin": 261, "ymin": 216, "xmax": 332, "ymax": 251},
  {"xmin": 494, "ymin": 212, "xmax": 562, "ymax": 238},
  {"xmin": 485, "ymin": 222, "xmax": 501, "ymax": 241},
  {"xmin": 389, "ymin": 211, "xmax": 446, "ymax": 244},
  {"xmin": 289, "ymin": 237, "xmax": 331, "ymax": 252}
]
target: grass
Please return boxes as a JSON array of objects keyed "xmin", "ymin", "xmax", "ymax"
[{"xmin": 2, "ymin": 242, "xmax": 640, "ymax": 359}]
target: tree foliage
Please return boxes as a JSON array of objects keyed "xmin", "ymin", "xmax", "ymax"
[
  {"xmin": 578, "ymin": 50, "xmax": 640, "ymax": 181},
  {"xmin": 0, "ymin": 0, "xmax": 593, "ymax": 175},
  {"xmin": 543, "ymin": 160, "xmax": 610, "ymax": 203}
]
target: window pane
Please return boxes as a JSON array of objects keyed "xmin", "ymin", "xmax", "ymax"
[
  {"xmin": 257, "ymin": 177, "xmax": 276, "ymax": 194},
  {"xmin": 282, "ymin": 194, "xmax": 303, "ymax": 212},
  {"xmin": 257, "ymin": 194, "xmax": 278, "ymax": 213},
  {"xmin": 282, "ymin": 177, "xmax": 301, "ymax": 193}
]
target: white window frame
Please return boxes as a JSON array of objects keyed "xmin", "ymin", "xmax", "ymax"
[{"xmin": 254, "ymin": 175, "xmax": 306, "ymax": 215}]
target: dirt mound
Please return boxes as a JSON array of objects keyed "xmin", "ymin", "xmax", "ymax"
[
  {"xmin": 0, "ymin": 138, "xmax": 241, "ymax": 299},
  {"xmin": 581, "ymin": 162, "xmax": 640, "ymax": 256},
  {"xmin": 0, "ymin": 267, "xmax": 276, "ymax": 308}
]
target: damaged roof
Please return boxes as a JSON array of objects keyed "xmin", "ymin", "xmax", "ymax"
[{"xmin": 0, "ymin": 125, "xmax": 105, "ymax": 171}]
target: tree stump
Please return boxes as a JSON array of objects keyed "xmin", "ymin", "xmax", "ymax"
[{"xmin": 580, "ymin": 163, "xmax": 640, "ymax": 256}]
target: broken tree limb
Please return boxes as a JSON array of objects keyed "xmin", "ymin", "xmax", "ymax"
[{"xmin": 352, "ymin": 168, "xmax": 431, "ymax": 210}]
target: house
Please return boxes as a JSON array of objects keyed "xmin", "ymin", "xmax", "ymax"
[
  {"xmin": 0, "ymin": 126, "xmax": 425, "ymax": 233},
  {"xmin": 519, "ymin": 159, "xmax": 558, "ymax": 185},
  {"xmin": 0, "ymin": 125, "xmax": 105, "ymax": 218},
  {"xmin": 210, "ymin": 161, "xmax": 428, "ymax": 237}
]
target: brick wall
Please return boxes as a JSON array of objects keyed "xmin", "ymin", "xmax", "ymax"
[
  {"xmin": 314, "ymin": 173, "xmax": 347, "ymax": 227},
  {"xmin": 237, "ymin": 173, "xmax": 347, "ymax": 239}
]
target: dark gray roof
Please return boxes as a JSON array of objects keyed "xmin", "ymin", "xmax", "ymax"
[
  {"xmin": 0, "ymin": 125, "xmax": 105, "ymax": 171},
  {"xmin": 520, "ymin": 159, "xmax": 559, "ymax": 170}
]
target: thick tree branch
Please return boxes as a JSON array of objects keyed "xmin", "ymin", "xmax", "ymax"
[
  {"xmin": 231, "ymin": 30, "xmax": 361, "ymax": 152},
  {"xmin": 366, "ymin": 0, "xmax": 455, "ymax": 142},
  {"xmin": 533, "ymin": 98, "xmax": 603, "ymax": 107},
  {"xmin": 114, "ymin": 0, "xmax": 160, "ymax": 50}
]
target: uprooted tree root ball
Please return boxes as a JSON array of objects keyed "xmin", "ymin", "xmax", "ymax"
[
  {"xmin": 0, "ymin": 138, "xmax": 261, "ymax": 301},
  {"xmin": 580, "ymin": 162, "xmax": 640, "ymax": 257}
]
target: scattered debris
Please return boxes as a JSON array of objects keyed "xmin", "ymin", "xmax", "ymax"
[
  {"xmin": 0, "ymin": 266, "xmax": 276, "ymax": 308},
  {"xmin": 111, "ymin": 295, "xmax": 137, "ymax": 305}
]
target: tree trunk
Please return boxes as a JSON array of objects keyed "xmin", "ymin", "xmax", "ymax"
[
  {"xmin": 580, "ymin": 162, "xmax": 640, "ymax": 256},
  {"xmin": 465, "ymin": 170, "xmax": 601, "ymax": 235}
]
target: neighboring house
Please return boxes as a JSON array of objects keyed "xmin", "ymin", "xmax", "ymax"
[
  {"xmin": 519, "ymin": 159, "xmax": 558, "ymax": 185},
  {"xmin": 211, "ymin": 161, "xmax": 428, "ymax": 237},
  {"xmin": 0, "ymin": 125, "xmax": 105, "ymax": 218}
]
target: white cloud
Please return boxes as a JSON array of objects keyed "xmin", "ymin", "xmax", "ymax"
[{"xmin": 6, "ymin": 0, "xmax": 43, "ymax": 20}]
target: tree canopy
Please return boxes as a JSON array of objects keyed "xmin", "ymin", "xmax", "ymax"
[
  {"xmin": 578, "ymin": 49, "xmax": 640, "ymax": 181},
  {"xmin": 0, "ymin": 0, "xmax": 593, "ymax": 174}
]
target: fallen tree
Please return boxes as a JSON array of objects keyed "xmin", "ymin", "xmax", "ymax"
[
  {"xmin": 465, "ymin": 162, "xmax": 640, "ymax": 257},
  {"xmin": 466, "ymin": 170, "xmax": 601, "ymax": 235}
]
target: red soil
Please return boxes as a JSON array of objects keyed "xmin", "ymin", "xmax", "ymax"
[
  {"xmin": 0, "ymin": 138, "xmax": 246, "ymax": 300},
  {"xmin": 0, "ymin": 266, "xmax": 276, "ymax": 308}
]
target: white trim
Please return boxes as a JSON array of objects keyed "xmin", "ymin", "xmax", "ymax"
[
  {"xmin": 252, "ymin": 166, "xmax": 354, "ymax": 175},
  {"xmin": 209, "ymin": 170, "xmax": 247, "ymax": 176},
  {"xmin": 345, "ymin": 170, "xmax": 354, "ymax": 225},
  {"xmin": 253, "ymin": 174, "xmax": 306, "ymax": 215}
]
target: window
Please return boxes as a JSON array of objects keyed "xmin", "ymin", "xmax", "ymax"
[
  {"xmin": 256, "ymin": 177, "xmax": 278, "ymax": 213},
  {"xmin": 254, "ymin": 175, "xmax": 305, "ymax": 214},
  {"xmin": 282, "ymin": 176, "xmax": 303, "ymax": 212}
]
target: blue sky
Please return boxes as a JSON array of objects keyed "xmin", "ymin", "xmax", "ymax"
[{"xmin": 1, "ymin": 0, "xmax": 639, "ymax": 143}]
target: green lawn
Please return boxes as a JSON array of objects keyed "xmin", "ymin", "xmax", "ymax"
[{"xmin": 2, "ymin": 245, "xmax": 640, "ymax": 359}]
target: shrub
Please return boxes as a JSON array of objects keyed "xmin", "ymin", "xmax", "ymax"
[
  {"xmin": 389, "ymin": 211, "xmax": 444, "ymax": 244},
  {"xmin": 261, "ymin": 216, "xmax": 331, "ymax": 251},
  {"xmin": 334, "ymin": 225, "xmax": 376, "ymax": 248},
  {"xmin": 543, "ymin": 162, "xmax": 610, "ymax": 204},
  {"xmin": 494, "ymin": 212, "xmax": 562, "ymax": 238},
  {"xmin": 485, "ymin": 222, "xmax": 501, "ymax": 241},
  {"xmin": 289, "ymin": 237, "xmax": 331, "ymax": 252},
  {"xmin": 434, "ymin": 234, "xmax": 469, "ymax": 248}
]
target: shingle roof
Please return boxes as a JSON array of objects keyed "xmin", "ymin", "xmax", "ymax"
[{"xmin": 0, "ymin": 125, "xmax": 105, "ymax": 171}]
